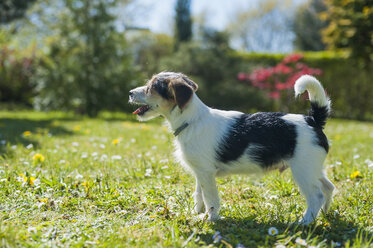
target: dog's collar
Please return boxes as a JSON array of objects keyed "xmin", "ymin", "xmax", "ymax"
[{"xmin": 173, "ymin": 122, "xmax": 189, "ymax": 137}]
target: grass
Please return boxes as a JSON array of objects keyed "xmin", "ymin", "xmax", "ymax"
[{"xmin": 0, "ymin": 111, "xmax": 372, "ymax": 248}]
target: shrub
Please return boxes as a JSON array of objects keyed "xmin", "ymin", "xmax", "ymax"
[
  {"xmin": 233, "ymin": 51, "xmax": 373, "ymax": 120},
  {"xmin": 34, "ymin": 0, "xmax": 138, "ymax": 116},
  {"xmin": 160, "ymin": 32, "xmax": 272, "ymax": 112},
  {"xmin": 238, "ymin": 54, "xmax": 323, "ymax": 112},
  {"xmin": 0, "ymin": 45, "xmax": 37, "ymax": 108}
]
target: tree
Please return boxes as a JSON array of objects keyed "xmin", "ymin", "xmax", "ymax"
[
  {"xmin": 35, "ymin": 0, "xmax": 138, "ymax": 116},
  {"xmin": 0, "ymin": 0, "xmax": 37, "ymax": 24},
  {"xmin": 175, "ymin": 0, "xmax": 192, "ymax": 47},
  {"xmin": 227, "ymin": 0, "xmax": 295, "ymax": 53},
  {"xmin": 293, "ymin": 0, "xmax": 328, "ymax": 51},
  {"xmin": 322, "ymin": 0, "xmax": 373, "ymax": 63}
]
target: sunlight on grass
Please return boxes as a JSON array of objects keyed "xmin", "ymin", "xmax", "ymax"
[{"xmin": 0, "ymin": 111, "xmax": 372, "ymax": 247}]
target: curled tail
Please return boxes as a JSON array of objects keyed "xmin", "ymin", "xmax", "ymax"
[{"xmin": 294, "ymin": 75, "xmax": 331, "ymax": 128}]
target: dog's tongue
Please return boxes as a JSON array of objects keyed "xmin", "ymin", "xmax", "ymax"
[{"xmin": 133, "ymin": 105, "xmax": 149, "ymax": 115}]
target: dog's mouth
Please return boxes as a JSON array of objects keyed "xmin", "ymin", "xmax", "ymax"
[{"xmin": 133, "ymin": 105, "xmax": 151, "ymax": 116}]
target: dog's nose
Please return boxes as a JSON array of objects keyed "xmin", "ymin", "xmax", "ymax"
[{"xmin": 129, "ymin": 90, "xmax": 134, "ymax": 97}]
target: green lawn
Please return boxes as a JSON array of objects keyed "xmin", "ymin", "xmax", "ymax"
[{"xmin": 0, "ymin": 111, "xmax": 372, "ymax": 247}]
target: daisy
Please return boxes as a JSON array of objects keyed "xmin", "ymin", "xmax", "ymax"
[
  {"xmin": 268, "ymin": 227, "xmax": 278, "ymax": 236},
  {"xmin": 295, "ymin": 237, "xmax": 307, "ymax": 246}
]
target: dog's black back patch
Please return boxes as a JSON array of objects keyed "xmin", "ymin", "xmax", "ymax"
[
  {"xmin": 304, "ymin": 116, "xmax": 329, "ymax": 153},
  {"xmin": 216, "ymin": 113, "xmax": 297, "ymax": 167}
]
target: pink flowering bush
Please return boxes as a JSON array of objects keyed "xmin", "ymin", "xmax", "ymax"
[{"xmin": 238, "ymin": 54, "xmax": 323, "ymax": 111}]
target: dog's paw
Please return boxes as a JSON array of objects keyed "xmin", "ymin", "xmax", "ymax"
[
  {"xmin": 194, "ymin": 202, "xmax": 205, "ymax": 214},
  {"xmin": 297, "ymin": 218, "xmax": 314, "ymax": 226},
  {"xmin": 207, "ymin": 213, "xmax": 221, "ymax": 222},
  {"xmin": 196, "ymin": 213, "xmax": 221, "ymax": 222}
]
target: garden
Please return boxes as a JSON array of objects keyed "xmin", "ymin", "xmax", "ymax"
[{"xmin": 0, "ymin": 0, "xmax": 372, "ymax": 247}]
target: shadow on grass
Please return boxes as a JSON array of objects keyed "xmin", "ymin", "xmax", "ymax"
[
  {"xmin": 0, "ymin": 118, "xmax": 75, "ymax": 156},
  {"xmin": 195, "ymin": 214, "xmax": 372, "ymax": 247}
]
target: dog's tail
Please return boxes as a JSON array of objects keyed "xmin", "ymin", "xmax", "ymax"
[{"xmin": 294, "ymin": 75, "xmax": 331, "ymax": 128}]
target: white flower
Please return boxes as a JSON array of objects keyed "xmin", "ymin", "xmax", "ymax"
[
  {"xmin": 151, "ymin": 145, "xmax": 157, "ymax": 150},
  {"xmin": 164, "ymin": 176, "xmax": 171, "ymax": 179},
  {"xmin": 100, "ymin": 154, "xmax": 108, "ymax": 161},
  {"xmin": 145, "ymin": 169, "xmax": 152, "ymax": 177},
  {"xmin": 11, "ymin": 145, "xmax": 17, "ymax": 149},
  {"xmin": 365, "ymin": 159, "xmax": 373, "ymax": 168},
  {"xmin": 81, "ymin": 153, "xmax": 88, "ymax": 159},
  {"xmin": 353, "ymin": 154, "xmax": 360, "ymax": 159},
  {"xmin": 268, "ymin": 227, "xmax": 278, "ymax": 236},
  {"xmin": 59, "ymin": 160, "xmax": 66, "ymax": 164},
  {"xmin": 161, "ymin": 166, "xmax": 169, "ymax": 170},
  {"xmin": 114, "ymin": 206, "xmax": 121, "ymax": 213},
  {"xmin": 335, "ymin": 161, "xmax": 342, "ymax": 165},
  {"xmin": 91, "ymin": 152, "xmax": 98, "ymax": 157},
  {"xmin": 75, "ymin": 174, "xmax": 83, "ymax": 179},
  {"xmin": 36, "ymin": 201, "xmax": 46, "ymax": 209},
  {"xmin": 72, "ymin": 142, "xmax": 79, "ymax": 147},
  {"xmin": 130, "ymin": 138, "xmax": 136, "ymax": 143},
  {"xmin": 265, "ymin": 203, "xmax": 273, "ymax": 208},
  {"xmin": 28, "ymin": 226, "xmax": 37, "ymax": 233},
  {"xmin": 33, "ymin": 179, "xmax": 41, "ymax": 186},
  {"xmin": 26, "ymin": 144, "xmax": 33, "ymax": 149},
  {"xmin": 99, "ymin": 144, "xmax": 105, "ymax": 149},
  {"xmin": 295, "ymin": 237, "xmax": 307, "ymax": 246},
  {"xmin": 275, "ymin": 245, "xmax": 286, "ymax": 248},
  {"xmin": 111, "ymin": 155, "xmax": 122, "ymax": 160}
]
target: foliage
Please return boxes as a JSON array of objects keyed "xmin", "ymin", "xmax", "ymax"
[
  {"xmin": 322, "ymin": 0, "xmax": 373, "ymax": 63},
  {"xmin": 227, "ymin": 0, "xmax": 295, "ymax": 53},
  {"xmin": 129, "ymin": 32, "xmax": 174, "ymax": 76},
  {"xmin": 175, "ymin": 0, "xmax": 192, "ymax": 47},
  {"xmin": 238, "ymin": 54, "xmax": 322, "ymax": 112},
  {"xmin": 0, "ymin": 45, "xmax": 37, "ymax": 107},
  {"xmin": 161, "ymin": 30, "xmax": 272, "ymax": 112},
  {"xmin": 234, "ymin": 52, "xmax": 373, "ymax": 120},
  {"xmin": 293, "ymin": 0, "xmax": 328, "ymax": 51},
  {"xmin": 34, "ymin": 0, "xmax": 138, "ymax": 117},
  {"xmin": 0, "ymin": 0, "xmax": 37, "ymax": 24},
  {"xmin": 0, "ymin": 111, "xmax": 372, "ymax": 247}
]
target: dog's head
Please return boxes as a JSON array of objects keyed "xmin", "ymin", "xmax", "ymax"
[{"xmin": 129, "ymin": 72, "xmax": 198, "ymax": 121}]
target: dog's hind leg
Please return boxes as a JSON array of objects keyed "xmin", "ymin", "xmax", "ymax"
[
  {"xmin": 320, "ymin": 175, "xmax": 335, "ymax": 212},
  {"xmin": 289, "ymin": 154, "xmax": 326, "ymax": 225}
]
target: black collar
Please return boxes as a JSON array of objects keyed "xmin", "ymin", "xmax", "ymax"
[{"xmin": 173, "ymin": 122, "xmax": 189, "ymax": 137}]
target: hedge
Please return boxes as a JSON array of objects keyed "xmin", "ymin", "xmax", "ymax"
[{"xmin": 232, "ymin": 51, "xmax": 373, "ymax": 120}]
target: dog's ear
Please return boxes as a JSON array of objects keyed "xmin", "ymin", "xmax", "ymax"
[
  {"xmin": 181, "ymin": 76, "xmax": 198, "ymax": 92},
  {"xmin": 170, "ymin": 79, "xmax": 194, "ymax": 110}
]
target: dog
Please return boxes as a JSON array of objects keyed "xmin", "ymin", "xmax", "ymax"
[{"xmin": 129, "ymin": 72, "xmax": 335, "ymax": 224}]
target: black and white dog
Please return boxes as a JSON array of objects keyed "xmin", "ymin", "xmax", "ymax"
[{"xmin": 129, "ymin": 72, "xmax": 335, "ymax": 224}]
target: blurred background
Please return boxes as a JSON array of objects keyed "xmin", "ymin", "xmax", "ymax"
[{"xmin": 0, "ymin": 0, "xmax": 372, "ymax": 120}]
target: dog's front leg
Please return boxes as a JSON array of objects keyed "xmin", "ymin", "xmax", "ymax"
[
  {"xmin": 196, "ymin": 173, "xmax": 220, "ymax": 221},
  {"xmin": 193, "ymin": 178, "xmax": 205, "ymax": 214}
]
